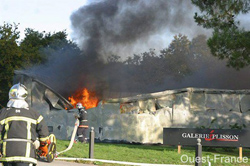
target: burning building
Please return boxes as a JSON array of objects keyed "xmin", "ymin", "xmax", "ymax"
[
  {"xmin": 13, "ymin": 70, "xmax": 100, "ymax": 140},
  {"xmin": 14, "ymin": 71, "xmax": 250, "ymax": 143},
  {"xmin": 88, "ymin": 87, "xmax": 250, "ymax": 143},
  {"xmin": 4, "ymin": 0, "xmax": 250, "ymax": 144}
]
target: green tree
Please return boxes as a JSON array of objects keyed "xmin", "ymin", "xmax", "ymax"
[
  {"xmin": 0, "ymin": 24, "xmax": 81, "ymax": 108},
  {"xmin": 107, "ymin": 54, "xmax": 121, "ymax": 63},
  {"xmin": 192, "ymin": 0, "xmax": 250, "ymax": 29},
  {"xmin": 190, "ymin": 34, "xmax": 219, "ymax": 70},
  {"xmin": 140, "ymin": 49, "xmax": 166, "ymax": 85},
  {"xmin": 192, "ymin": 0, "xmax": 250, "ymax": 69},
  {"xmin": 0, "ymin": 23, "xmax": 22, "ymax": 107},
  {"xmin": 20, "ymin": 29, "xmax": 81, "ymax": 66},
  {"xmin": 207, "ymin": 27, "xmax": 250, "ymax": 68},
  {"xmin": 124, "ymin": 54, "xmax": 141, "ymax": 65},
  {"xmin": 161, "ymin": 34, "xmax": 192, "ymax": 78},
  {"xmin": 20, "ymin": 28, "xmax": 47, "ymax": 66},
  {"xmin": 40, "ymin": 30, "xmax": 81, "ymax": 59}
]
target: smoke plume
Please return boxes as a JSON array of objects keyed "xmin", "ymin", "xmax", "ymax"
[
  {"xmin": 22, "ymin": 0, "xmax": 250, "ymax": 100},
  {"xmin": 70, "ymin": 0, "xmax": 208, "ymax": 59}
]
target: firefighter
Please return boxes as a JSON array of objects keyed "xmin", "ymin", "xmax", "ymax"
[
  {"xmin": 76, "ymin": 102, "xmax": 88, "ymax": 143},
  {"xmin": 0, "ymin": 83, "xmax": 49, "ymax": 166}
]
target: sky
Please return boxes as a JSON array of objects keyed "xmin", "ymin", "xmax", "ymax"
[
  {"xmin": 0, "ymin": 0, "xmax": 88, "ymax": 40},
  {"xmin": 2, "ymin": 0, "xmax": 250, "ymax": 97},
  {"xmin": 0, "ymin": 0, "xmax": 249, "ymax": 47},
  {"xmin": 0, "ymin": 0, "xmax": 210, "ymax": 52}
]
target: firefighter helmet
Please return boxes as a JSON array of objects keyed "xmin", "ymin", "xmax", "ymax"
[
  {"xmin": 76, "ymin": 102, "xmax": 83, "ymax": 109},
  {"xmin": 9, "ymin": 83, "xmax": 28, "ymax": 100}
]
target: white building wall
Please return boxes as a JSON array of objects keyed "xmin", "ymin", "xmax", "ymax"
[{"xmin": 88, "ymin": 88, "xmax": 250, "ymax": 144}]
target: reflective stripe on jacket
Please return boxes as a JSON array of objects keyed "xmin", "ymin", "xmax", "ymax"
[{"xmin": 0, "ymin": 107, "xmax": 49, "ymax": 164}]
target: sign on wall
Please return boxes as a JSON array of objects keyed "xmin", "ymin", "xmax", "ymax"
[{"xmin": 163, "ymin": 128, "xmax": 250, "ymax": 147}]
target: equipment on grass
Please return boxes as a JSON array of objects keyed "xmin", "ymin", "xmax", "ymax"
[
  {"xmin": 37, "ymin": 134, "xmax": 57, "ymax": 163},
  {"xmin": 36, "ymin": 117, "xmax": 78, "ymax": 161}
]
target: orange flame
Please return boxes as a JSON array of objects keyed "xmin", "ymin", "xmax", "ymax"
[{"xmin": 68, "ymin": 88, "xmax": 99, "ymax": 109}]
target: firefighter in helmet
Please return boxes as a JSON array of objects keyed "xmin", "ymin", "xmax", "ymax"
[
  {"xmin": 76, "ymin": 102, "xmax": 88, "ymax": 143},
  {"xmin": 0, "ymin": 83, "xmax": 49, "ymax": 166}
]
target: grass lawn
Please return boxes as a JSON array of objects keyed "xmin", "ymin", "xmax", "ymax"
[{"xmin": 56, "ymin": 140, "xmax": 250, "ymax": 166}]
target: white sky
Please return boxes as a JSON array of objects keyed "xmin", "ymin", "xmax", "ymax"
[
  {"xmin": 1, "ymin": 0, "xmax": 249, "ymax": 53},
  {"xmin": 0, "ymin": 0, "xmax": 87, "ymax": 40}
]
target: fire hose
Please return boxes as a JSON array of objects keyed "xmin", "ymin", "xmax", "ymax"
[
  {"xmin": 56, "ymin": 119, "xmax": 79, "ymax": 155},
  {"xmin": 55, "ymin": 103, "xmax": 85, "ymax": 157}
]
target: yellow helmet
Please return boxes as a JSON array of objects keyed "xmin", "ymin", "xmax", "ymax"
[{"xmin": 9, "ymin": 83, "xmax": 28, "ymax": 100}]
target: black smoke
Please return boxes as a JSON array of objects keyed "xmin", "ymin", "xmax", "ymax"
[
  {"xmin": 22, "ymin": 0, "xmax": 250, "ymax": 100},
  {"xmin": 70, "ymin": 0, "xmax": 207, "ymax": 59}
]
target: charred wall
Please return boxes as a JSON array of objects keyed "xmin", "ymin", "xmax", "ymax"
[{"xmin": 88, "ymin": 88, "xmax": 250, "ymax": 144}]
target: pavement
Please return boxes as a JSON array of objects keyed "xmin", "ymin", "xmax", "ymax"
[
  {"xmin": 37, "ymin": 158, "xmax": 192, "ymax": 166},
  {"xmin": 37, "ymin": 160, "xmax": 93, "ymax": 166}
]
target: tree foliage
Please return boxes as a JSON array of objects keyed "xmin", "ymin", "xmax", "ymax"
[
  {"xmin": 192, "ymin": 0, "xmax": 250, "ymax": 69},
  {"xmin": 107, "ymin": 54, "xmax": 121, "ymax": 63},
  {"xmin": 208, "ymin": 27, "xmax": 250, "ymax": 68},
  {"xmin": 101, "ymin": 34, "xmax": 224, "ymax": 95},
  {"xmin": 0, "ymin": 23, "xmax": 81, "ymax": 107},
  {"xmin": 20, "ymin": 29, "xmax": 81, "ymax": 66},
  {"xmin": 161, "ymin": 34, "xmax": 192, "ymax": 78},
  {"xmin": 0, "ymin": 23, "xmax": 22, "ymax": 106},
  {"xmin": 192, "ymin": 0, "xmax": 250, "ymax": 29}
]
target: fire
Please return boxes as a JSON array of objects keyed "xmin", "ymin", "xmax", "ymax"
[{"xmin": 68, "ymin": 88, "xmax": 99, "ymax": 109}]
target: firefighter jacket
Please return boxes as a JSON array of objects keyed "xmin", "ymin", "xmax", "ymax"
[
  {"xmin": 0, "ymin": 107, "xmax": 49, "ymax": 165},
  {"xmin": 78, "ymin": 109, "xmax": 88, "ymax": 128}
]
